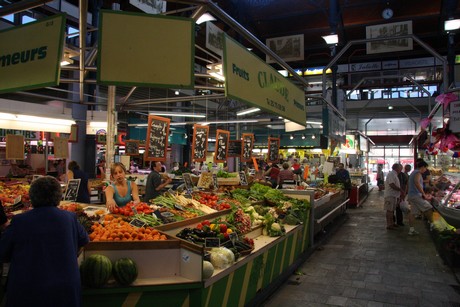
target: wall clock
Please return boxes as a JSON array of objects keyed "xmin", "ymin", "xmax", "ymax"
[{"xmin": 382, "ymin": 8, "xmax": 393, "ymax": 19}]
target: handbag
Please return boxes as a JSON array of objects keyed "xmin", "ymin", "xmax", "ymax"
[{"xmin": 399, "ymin": 200, "xmax": 410, "ymax": 213}]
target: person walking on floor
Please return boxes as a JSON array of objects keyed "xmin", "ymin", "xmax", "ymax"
[
  {"xmin": 407, "ymin": 160, "xmax": 434, "ymax": 235},
  {"xmin": 377, "ymin": 165, "xmax": 385, "ymax": 191},
  {"xmin": 395, "ymin": 163, "xmax": 411, "ymax": 226},
  {"xmin": 384, "ymin": 163, "xmax": 405, "ymax": 230}
]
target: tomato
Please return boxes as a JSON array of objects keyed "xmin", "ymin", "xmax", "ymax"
[{"xmin": 113, "ymin": 207, "xmax": 119, "ymax": 214}]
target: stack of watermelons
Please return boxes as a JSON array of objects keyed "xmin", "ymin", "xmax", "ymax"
[{"xmin": 80, "ymin": 254, "xmax": 138, "ymax": 287}]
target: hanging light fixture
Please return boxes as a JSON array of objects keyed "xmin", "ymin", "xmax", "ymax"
[
  {"xmin": 196, "ymin": 13, "xmax": 216, "ymax": 24},
  {"xmin": 301, "ymin": 134, "xmax": 306, "ymax": 139},
  {"xmin": 290, "ymin": 135, "xmax": 294, "ymax": 140},
  {"xmin": 322, "ymin": 33, "xmax": 338, "ymax": 45}
]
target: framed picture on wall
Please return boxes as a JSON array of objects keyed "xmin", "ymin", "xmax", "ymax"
[{"xmin": 366, "ymin": 21, "xmax": 413, "ymax": 54}]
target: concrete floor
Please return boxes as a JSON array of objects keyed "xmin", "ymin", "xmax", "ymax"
[{"xmin": 263, "ymin": 187, "xmax": 460, "ymax": 307}]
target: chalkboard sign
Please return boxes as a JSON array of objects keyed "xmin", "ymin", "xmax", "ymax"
[
  {"xmin": 183, "ymin": 173, "xmax": 194, "ymax": 191},
  {"xmin": 241, "ymin": 133, "xmax": 254, "ymax": 162},
  {"xmin": 191, "ymin": 125, "xmax": 208, "ymax": 162},
  {"xmin": 129, "ymin": 218, "xmax": 146, "ymax": 228},
  {"xmin": 125, "ymin": 140, "xmax": 139, "ymax": 156},
  {"xmin": 63, "ymin": 179, "xmax": 81, "ymax": 202},
  {"xmin": 214, "ymin": 129, "xmax": 229, "ymax": 163},
  {"xmin": 239, "ymin": 171, "xmax": 248, "ymax": 186},
  {"xmin": 228, "ymin": 140, "xmax": 242, "ymax": 158},
  {"xmin": 205, "ymin": 237, "xmax": 220, "ymax": 248},
  {"xmin": 145, "ymin": 115, "xmax": 170, "ymax": 162},
  {"xmin": 268, "ymin": 137, "xmax": 280, "ymax": 163}
]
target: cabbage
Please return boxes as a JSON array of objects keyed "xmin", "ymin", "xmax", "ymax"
[
  {"xmin": 209, "ymin": 247, "xmax": 235, "ymax": 269},
  {"xmin": 203, "ymin": 261, "xmax": 214, "ymax": 279}
]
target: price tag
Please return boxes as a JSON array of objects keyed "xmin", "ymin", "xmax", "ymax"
[
  {"xmin": 129, "ymin": 218, "xmax": 146, "ymax": 228},
  {"xmin": 239, "ymin": 171, "xmax": 248, "ymax": 186},
  {"xmin": 174, "ymin": 204, "xmax": 185, "ymax": 211},
  {"xmin": 212, "ymin": 173, "xmax": 218, "ymax": 189},
  {"xmin": 183, "ymin": 173, "xmax": 194, "ymax": 190},
  {"xmin": 205, "ymin": 237, "xmax": 220, "ymax": 248}
]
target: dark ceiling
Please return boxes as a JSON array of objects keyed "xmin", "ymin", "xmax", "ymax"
[{"xmin": 191, "ymin": 0, "xmax": 459, "ymax": 68}]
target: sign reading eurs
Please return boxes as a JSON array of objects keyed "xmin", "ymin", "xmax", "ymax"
[{"xmin": 0, "ymin": 14, "xmax": 66, "ymax": 94}]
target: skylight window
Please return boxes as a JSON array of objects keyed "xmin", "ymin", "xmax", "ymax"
[
  {"xmin": 0, "ymin": 6, "xmax": 14, "ymax": 23},
  {"xmin": 21, "ymin": 15, "xmax": 36, "ymax": 24}
]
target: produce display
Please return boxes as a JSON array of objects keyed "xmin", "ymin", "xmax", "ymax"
[
  {"xmin": 3, "ymin": 179, "xmax": 332, "ymax": 287},
  {"xmin": 0, "ymin": 181, "xmax": 30, "ymax": 206},
  {"xmin": 193, "ymin": 191, "xmax": 232, "ymax": 211},
  {"xmin": 89, "ymin": 215, "xmax": 167, "ymax": 241}
]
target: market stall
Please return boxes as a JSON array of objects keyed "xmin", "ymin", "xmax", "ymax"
[{"xmin": 43, "ymin": 182, "xmax": 315, "ymax": 307}]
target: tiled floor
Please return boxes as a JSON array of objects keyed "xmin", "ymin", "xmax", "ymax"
[{"xmin": 263, "ymin": 187, "xmax": 460, "ymax": 307}]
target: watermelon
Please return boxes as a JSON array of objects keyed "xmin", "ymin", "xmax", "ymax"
[
  {"xmin": 80, "ymin": 254, "xmax": 112, "ymax": 288},
  {"xmin": 113, "ymin": 258, "xmax": 138, "ymax": 286}
]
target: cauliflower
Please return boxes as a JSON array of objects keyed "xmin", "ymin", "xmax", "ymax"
[{"xmin": 209, "ymin": 247, "xmax": 235, "ymax": 269}]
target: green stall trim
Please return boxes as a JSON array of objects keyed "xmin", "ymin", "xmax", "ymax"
[{"xmin": 83, "ymin": 282, "xmax": 202, "ymax": 307}]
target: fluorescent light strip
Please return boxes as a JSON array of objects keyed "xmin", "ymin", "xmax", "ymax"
[
  {"xmin": 149, "ymin": 112, "xmax": 206, "ymax": 118},
  {"xmin": 198, "ymin": 119, "xmax": 259, "ymax": 125},
  {"xmin": 131, "ymin": 119, "xmax": 266, "ymax": 127},
  {"xmin": 237, "ymin": 107, "xmax": 261, "ymax": 116},
  {"xmin": 0, "ymin": 113, "xmax": 75, "ymax": 126},
  {"xmin": 306, "ymin": 121, "xmax": 322, "ymax": 125}
]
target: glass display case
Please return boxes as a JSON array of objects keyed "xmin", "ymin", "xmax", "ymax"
[{"xmin": 433, "ymin": 173, "xmax": 460, "ymax": 227}]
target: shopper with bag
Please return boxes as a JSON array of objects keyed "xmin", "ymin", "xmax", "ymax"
[
  {"xmin": 395, "ymin": 164, "xmax": 411, "ymax": 226},
  {"xmin": 384, "ymin": 164, "xmax": 405, "ymax": 230}
]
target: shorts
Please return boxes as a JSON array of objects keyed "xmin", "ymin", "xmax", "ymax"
[
  {"xmin": 384, "ymin": 196, "xmax": 398, "ymax": 211},
  {"xmin": 407, "ymin": 196, "xmax": 432, "ymax": 215}
]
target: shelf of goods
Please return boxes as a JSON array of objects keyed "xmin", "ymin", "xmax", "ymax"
[
  {"xmin": 420, "ymin": 173, "xmax": 460, "ymax": 268},
  {"xmin": 432, "ymin": 173, "xmax": 460, "ymax": 228},
  {"xmin": 280, "ymin": 185, "xmax": 348, "ymax": 241},
  {"xmin": 77, "ymin": 184, "xmax": 313, "ymax": 307}
]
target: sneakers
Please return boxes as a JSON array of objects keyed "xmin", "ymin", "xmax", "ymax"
[{"xmin": 408, "ymin": 229, "xmax": 419, "ymax": 236}]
